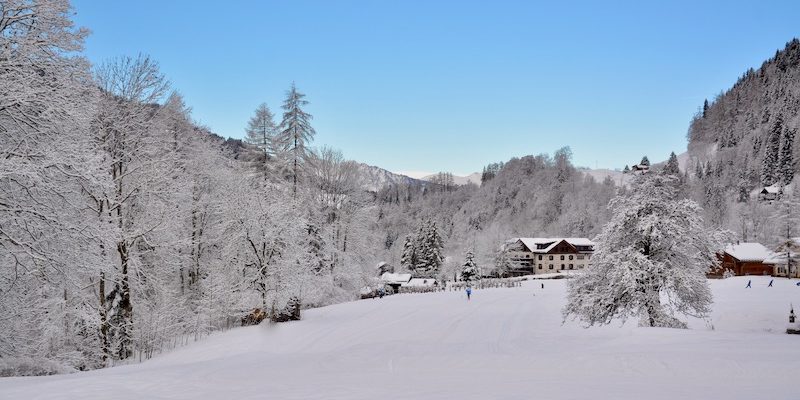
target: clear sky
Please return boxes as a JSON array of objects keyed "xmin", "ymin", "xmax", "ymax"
[{"xmin": 71, "ymin": 0, "xmax": 800, "ymax": 177}]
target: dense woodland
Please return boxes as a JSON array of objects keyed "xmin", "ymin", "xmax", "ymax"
[{"xmin": 3, "ymin": 0, "xmax": 800, "ymax": 376}]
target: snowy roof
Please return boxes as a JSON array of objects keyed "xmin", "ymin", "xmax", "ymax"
[
  {"xmin": 380, "ymin": 272, "xmax": 411, "ymax": 284},
  {"xmin": 513, "ymin": 238, "xmax": 595, "ymax": 253},
  {"xmin": 724, "ymin": 243, "xmax": 775, "ymax": 263},
  {"xmin": 761, "ymin": 185, "xmax": 782, "ymax": 194},
  {"xmin": 403, "ymin": 278, "xmax": 438, "ymax": 287}
]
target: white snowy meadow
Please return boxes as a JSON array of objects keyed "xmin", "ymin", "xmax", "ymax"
[{"xmin": 1, "ymin": 276, "xmax": 798, "ymax": 400}]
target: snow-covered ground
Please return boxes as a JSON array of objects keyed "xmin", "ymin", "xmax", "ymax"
[{"xmin": 2, "ymin": 276, "xmax": 799, "ymax": 400}]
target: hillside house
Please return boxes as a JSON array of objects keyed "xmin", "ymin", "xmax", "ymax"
[
  {"xmin": 630, "ymin": 164, "xmax": 650, "ymax": 173},
  {"xmin": 758, "ymin": 185, "xmax": 781, "ymax": 202},
  {"xmin": 708, "ymin": 242, "xmax": 777, "ymax": 277},
  {"xmin": 503, "ymin": 238, "xmax": 594, "ymax": 276}
]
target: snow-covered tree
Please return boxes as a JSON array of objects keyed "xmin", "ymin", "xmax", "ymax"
[
  {"xmin": 460, "ymin": 250, "xmax": 479, "ymax": 283},
  {"xmin": 276, "ymin": 83, "xmax": 316, "ymax": 195},
  {"xmin": 400, "ymin": 235, "xmax": 417, "ymax": 272},
  {"xmin": 771, "ymin": 191, "xmax": 800, "ymax": 277},
  {"xmin": 663, "ymin": 152, "xmax": 680, "ymax": 176},
  {"xmin": 640, "ymin": 156, "xmax": 650, "ymax": 167},
  {"xmin": 761, "ymin": 116, "xmax": 783, "ymax": 186},
  {"xmin": 244, "ymin": 103, "xmax": 278, "ymax": 179},
  {"xmin": 493, "ymin": 248, "xmax": 513, "ymax": 278},
  {"xmin": 779, "ymin": 126, "xmax": 795, "ymax": 184},
  {"xmin": 563, "ymin": 175, "xmax": 726, "ymax": 328}
]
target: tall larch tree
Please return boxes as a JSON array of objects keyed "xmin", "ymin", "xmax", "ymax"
[
  {"xmin": 276, "ymin": 83, "xmax": 316, "ymax": 196},
  {"xmin": 244, "ymin": 103, "xmax": 278, "ymax": 179}
]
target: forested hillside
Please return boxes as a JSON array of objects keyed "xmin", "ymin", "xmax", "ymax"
[{"xmin": 688, "ymin": 39, "xmax": 800, "ymax": 192}]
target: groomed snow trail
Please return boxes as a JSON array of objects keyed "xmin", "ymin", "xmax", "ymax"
[{"xmin": 2, "ymin": 276, "xmax": 799, "ymax": 400}]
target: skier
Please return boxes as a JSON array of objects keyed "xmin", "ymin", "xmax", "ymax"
[
  {"xmin": 768, "ymin": 279, "xmax": 774, "ymax": 287},
  {"xmin": 378, "ymin": 287, "xmax": 385, "ymax": 298},
  {"xmin": 746, "ymin": 280, "xmax": 752, "ymax": 288},
  {"xmin": 466, "ymin": 286, "xmax": 472, "ymax": 301}
]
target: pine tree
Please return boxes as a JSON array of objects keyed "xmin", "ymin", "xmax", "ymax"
[
  {"xmin": 400, "ymin": 235, "xmax": 417, "ymax": 272},
  {"xmin": 640, "ymin": 156, "xmax": 650, "ymax": 167},
  {"xmin": 461, "ymin": 249, "xmax": 479, "ymax": 283},
  {"xmin": 244, "ymin": 103, "xmax": 278, "ymax": 179},
  {"xmin": 623, "ymin": 165, "xmax": 630, "ymax": 173},
  {"xmin": 779, "ymin": 126, "xmax": 795, "ymax": 184},
  {"xmin": 276, "ymin": 83, "xmax": 316, "ymax": 195},
  {"xmin": 662, "ymin": 152, "xmax": 680, "ymax": 175},
  {"xmin": 563, "ymin": 175, "xmax": 724, "ymax": 328},
  {"xmin": 702, "ymin": 99, "xmax": 709, "ymax": 118},
  {"xmin": 761, "ymin": 116, "xmax": 783, "ymax": 186}
]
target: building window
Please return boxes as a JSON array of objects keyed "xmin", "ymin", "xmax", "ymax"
[
  {"xmin": 548, "ymin": 264, "xmax": 553, "ymax": 270},
  {"xmin": 569, "ymin": 264, "xmax": 574, "ymax": 269},
  {"xmin": 577, "ymin": 255, "xmax": 585, "ymax": 260},
  {"xmin": 560, "ymin": 255, "xmax": 564, "ymax": 260},
  {"xmin": 561, "ymin": 264, "xmax": 565, "ymax": 270},
  {"xmin": 525, "ymin": 254, "xmax": 530, "ymax": 258},
  {"xmin": 569, "ymin": 255, "xmax": 573, "ymax": 260},
  {"xmin": 538, "ymin": 255, "xmax": 542, "ymax": 260},
  {"xmin": 538, "ymin": 264, "xmax": 543, "ymax": 269},
  {"xmin": 549, "ymin": 255, "xmax": 553, "ymax": 261}
]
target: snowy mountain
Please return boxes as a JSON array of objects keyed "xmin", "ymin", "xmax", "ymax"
[
  {"xmin": 3, "ymin": 277, "xmax": 796, "ymax": 400},
  {"xmin": 422, "ymin": 172, "xmax": 482, "ymax": 186},
  {"xmin": 355, "ymin": 163, "xmax": 425, "ymax": 192}
]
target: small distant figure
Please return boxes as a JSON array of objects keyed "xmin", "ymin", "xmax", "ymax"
[
  {"xmin": 746, "ymin": 280, "xmax": 752, "ymax": 288},
  {"xmin": 466, "ymin": 286, "xmax": 472, "ymax": 301},
  {"xmin": 541, "ymin": 283, "xmax": 544, "ymax": 289},
  {"xmin": 796, "ymin": 282, "xmax": 800, "ymax": 287},
  {"xmin": 768, "ymin": 279, "xmax": 774, "ymax": 287},
  {"xmin": 378, "ymin": 287, "xmax": 385, "ymax": 298}
]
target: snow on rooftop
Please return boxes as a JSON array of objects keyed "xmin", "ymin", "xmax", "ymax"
[
  {"xmin": 513, "ymin": 237, "xmax": 595, "ymax": 253},
  {"xmin": 724, "ymin": 242, "xmax": 775, "ymax": 262},
  {"xmin": 404, "ymin": 278, "xmax": 437, "ymax": 287},
  {"xmin": 380, "ymin": 272, "xmax": 411, "ymax": 284}
]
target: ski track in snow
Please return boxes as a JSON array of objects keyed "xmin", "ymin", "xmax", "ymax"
[{"xmin": 1, "ymin": 276, "xmax": 799, "ymax": 400}]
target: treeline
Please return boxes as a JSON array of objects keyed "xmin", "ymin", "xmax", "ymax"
[{"xmin": 0, "ymin": 0, "xmax": 375, "ymax": 375}]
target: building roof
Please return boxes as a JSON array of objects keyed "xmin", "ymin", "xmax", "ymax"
[
  {"xmin": 404, "ymin": 278, "xmax": 437, "ymax": 287},
  {"xmin": 380, "ymin": 273, "xmax": 412, "ymax": 284},
  {"xmin": 724, "ymin": 242, "xmax": 776, "ymax": 263},
  {"xmin": 761, "ymin": 184, "xmax": 782, "ymax": 194},
  {"xmin": 512, "ymin": 238, "xmax": 595, "ymax": 253}
]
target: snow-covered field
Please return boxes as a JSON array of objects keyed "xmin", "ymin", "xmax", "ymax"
[{"xmin": 2, "ymin": 276, "xmax": 799, "ymax": 400}]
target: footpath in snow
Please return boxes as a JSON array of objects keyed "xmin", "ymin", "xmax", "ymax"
[{"xmin": 1, "ymin": 276, "xmax": 799, "ymax": 400}]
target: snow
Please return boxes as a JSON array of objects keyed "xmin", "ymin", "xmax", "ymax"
[
  {"xmin": 405, "ymin": 278, "xmax": 437, "ymax": 287},
  {"xmin": 380, "ymin": 272, "xmax": 412, "ymax": 284},
  {"xmin": 422, "ymin": 172, "xmax": 482, "ymax": 186},
  {"xmin": 515, "ymin": 237, "xmax": 595, "ymax": 252},
  {"xmin": 2, "ymin": 276, "xmax": 799, "ymax": 400},
  {"xmin": 725, "ymin": 242, "xmax": 776, "ymax": 262}
]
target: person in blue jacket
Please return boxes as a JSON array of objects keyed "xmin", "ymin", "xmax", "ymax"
[{"xmin": 466, "ymin": 286, "xmax": 472, "ymax": 301}]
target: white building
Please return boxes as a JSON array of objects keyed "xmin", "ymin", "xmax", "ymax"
[{"xmin": 503, "ymin": 238, "xmax": 595, "ymax": 276}]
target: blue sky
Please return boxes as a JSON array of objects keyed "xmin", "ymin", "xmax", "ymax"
[{"xmin": 71, "ymin": 0, "xmax": 800, "ymax": 177}]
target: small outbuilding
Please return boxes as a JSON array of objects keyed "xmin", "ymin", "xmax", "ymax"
[{"xmin": 380, "ymin": 272, "xmax": 412, "ymax": 293}]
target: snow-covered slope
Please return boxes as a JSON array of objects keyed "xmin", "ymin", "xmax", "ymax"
[
  {"xmin": 355, "ymin": 163, "xmax": 425, "ymax": 192},
  {"xmin": 422, "ymin": 172, "xmax": 482, "ymax": 186},
  {"xmin": 2, "ymin": 277, "xmax": 799, "ymax": 400}
]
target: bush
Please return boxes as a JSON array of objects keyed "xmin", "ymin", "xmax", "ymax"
[{"xmin": 0, "ymin": 357, "xmax": 74, "ymax": 377}]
